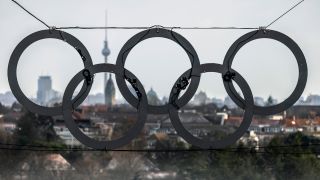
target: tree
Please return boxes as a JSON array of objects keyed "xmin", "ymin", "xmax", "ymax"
[
  {"xmin": 265, "ymin": 95, "xmax": 274, "ymax": 106},
  {"xmin": 0, "ymin": 111, "xmax": 66, "ymax": 179},
  {"xmin": 264, "ymin": 133, "xmax": 320, "ymax": 180},
  {"xmin": 14, "ymin": 112, "xmax": 60, "ymax": 145},
  {"xmin": 106, "ymin": 152, "xmax": 146, "ymax": 179},
  {"xmin": 0, "ymin": 102, "xmax": 9, "ymax": 114}
]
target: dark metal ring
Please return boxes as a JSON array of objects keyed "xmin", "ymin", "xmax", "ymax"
[
  {"xmin": 116, "ymin": 28, "xmax": 201, "ymax": 114},
  {"xmin": 169, "ymin": 63, "xmax": 254, "ymax": 149},
  {"xmin": 7, "ymin": 28, "xmax": 307, "ymax": 150},
  {"xmin": 62, "ymin": 63, "xmax": 148, "ymax": 150},
  {"xmin": 222, "ymin": 30, "xmax": 308, "ymax": 115},
  {"xmin": 8, "ymin": 30, "xmax": 93, "ymax": 116}
]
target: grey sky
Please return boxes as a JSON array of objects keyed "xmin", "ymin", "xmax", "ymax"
[{"xmin": 0, "ymin": 0, "xmax": 319, "ymax": 102}]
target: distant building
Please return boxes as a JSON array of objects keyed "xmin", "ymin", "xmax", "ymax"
[
  {"xmin": 161, "ymin": 96, "xmax": 169, "ymax": 104},
  {"xmin": 224, "ymin": 96, "xmax": 237, "ymax": 109},
  {"xmin": 254, "ymin": 97, "xmax": 265, "ymax": 106},
  {"xmin": 84, "ymin": 93, "xmax": 105, "ymax": 105},
  {"xmin": 304, "ymin": 94, "xmax": 320, "ymax": 105},
  {"xmin": 193, "ymin": 91, "xmax": 209, "ymax": 105},
  {"xmin": 147, "ymin": 88, "xmax": 161, "ymax": 106},
  {"xmin": 286, "ymin": 105, "xmax": 320, "ymax": 118},
  {"xmin": 295, "ymin": 96, "xmax": 305, "ymax": 105},
  {"xmin": 0, "ymin": 91, "xmax": 16, "ymax": 106},
  {"xmin": 105, "ymin": 74, "xmax": 116, "ymax": 106},
  {"xmin": 36, "ymin": 76, "xmax": 58, "ymax": 105},
  {"xmin": 53, "ymin": 118, "xmax": 114, "ymax": 147},
  {"xmin": 212, "ymin": 97, "xmax": 224, "ymax": 108},
  {"xmin": 160, "ymin": 112, "xmax": 229, "ymax": 138},
  {"xmin": 265, "ymin": 96, "xmax": 278, "ymax": 106}
]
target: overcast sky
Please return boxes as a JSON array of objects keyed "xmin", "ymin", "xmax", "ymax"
[{"xmin": 0, "ymin": 0, "xmax": 319, "ymax": 102}]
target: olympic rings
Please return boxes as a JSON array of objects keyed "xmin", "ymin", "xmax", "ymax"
[
  {"xmin": 7, "ymin": 27, "xmax": 308, "ymax": 149},
  {"xmin": 116, "ymin": 28, "xmax": 201, "ymax": 114},
  {"xmin": 222, "ymin": 29, "xmax": 308, "ymax": 115},
  {"xmin": 169, "ymin": 63, "xmax": 254, "ymax": 149},
  {"xmin": 8, "ymin": 30, "xmax": 93, "ymax": 116},
  {"xmin": 62, "ymin": 64, "xmax": 148, "ymax": 150}
]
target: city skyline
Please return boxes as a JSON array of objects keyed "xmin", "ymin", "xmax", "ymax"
[
  {"xmin": 0, "ymin": 0, "xmax": 319, "ymax": 102},
  {"xmin": 2, "ymin": 79, "xmax": 320, "ymax": 107}
]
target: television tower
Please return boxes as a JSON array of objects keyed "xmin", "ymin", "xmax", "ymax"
[{"xmin": 101, "ymin": 11, "xmax": 113, "ymax": 106}]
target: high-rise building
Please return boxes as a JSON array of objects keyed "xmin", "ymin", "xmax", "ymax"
[
  {"xmin": 102, "ymin": 11, "xmax": 115, "ymax": 106},
  {"xmin": 105, "ymin": 74, "xmax": 116, "ymax": 106},
  {"xmin": 37, "ymin": 76, "xmax": 54, "ymax": 105}
]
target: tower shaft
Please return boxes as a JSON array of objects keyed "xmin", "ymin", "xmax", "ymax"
[{"xmin": 102, "ymin": 10, "xmax": 114, "ymax": 106}]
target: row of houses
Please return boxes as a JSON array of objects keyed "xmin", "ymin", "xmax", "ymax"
[{"xmin": 3, "ymin": 109, "xmax": 320, "ymax": 148}]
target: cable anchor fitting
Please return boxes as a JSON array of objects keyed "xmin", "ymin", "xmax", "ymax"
[
  {"xmin": 259, "ymin": 26, "xmax": 268, "ymax": 34},
  {"xmin": 176, "ymin": 76, "xmax": 189, "ymax": 90},
  {"xmin": 49, "ymin": 26, "xmax": 56, "ymax": 31},
  {"xmin": 170, "ymin": 76, "xmax": 189, "ymax": 109},
  {"xmin": 223, "ymin": 71, "xmax": 236, "ymax": 82},
  {"xmin": 48, "ymin": 26, "xmax": 57, "ymax": 34},
  {"xmin": 152, "ymin": 25, "xmax": 164, "ymax": 33},
  {"xmin": 82, "ymin": 69, "xmax": 93, "ymax": 86}
]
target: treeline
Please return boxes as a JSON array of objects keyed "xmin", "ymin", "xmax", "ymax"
[{"xmin": 150, "ymin": 132, "xmax": 320, "ymax": 180}]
